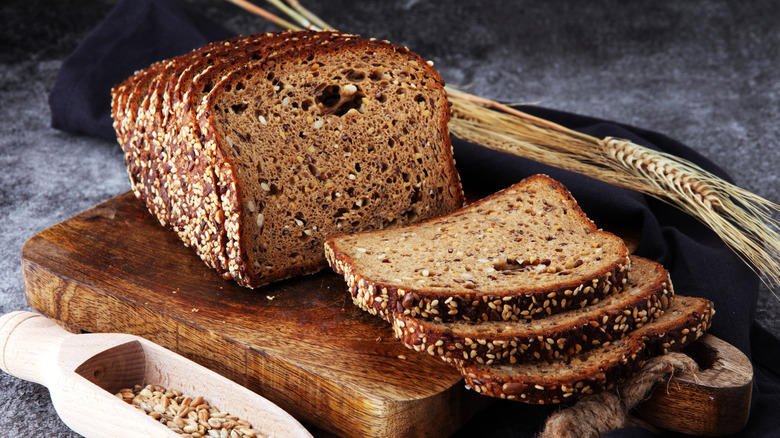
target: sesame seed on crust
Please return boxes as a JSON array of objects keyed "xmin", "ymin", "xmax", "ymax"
[
  {"xmin": 391, "ymin": 256, "xmax": 674, "ymax": 365},
  {"xmin": 455, "ymin": 296, "xmax": 713, "ymax": 404}
]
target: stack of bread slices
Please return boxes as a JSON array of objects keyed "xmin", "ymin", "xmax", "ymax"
[
  {"xmin": 324, "ymin": 174, "xmax": 714, "ymax": 403},
  {"xmin": 111, "ymin": 30, "xmax": 465, "ymax": 288}
]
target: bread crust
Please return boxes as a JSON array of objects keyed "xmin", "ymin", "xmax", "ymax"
[
  {"xmin": 392, "ymin": 255, "xmax": 673, "ymax": 365},
  {"xmin": 456, "ymin": 295, "xmax": 714, "ymax": 404},
  {"xmin": 123, "ymin": 62, "xmax": 172, "ymax": 225},
  {"xmin": 112, "ymin": 61, "xmax": 164, "ymax": 208}
]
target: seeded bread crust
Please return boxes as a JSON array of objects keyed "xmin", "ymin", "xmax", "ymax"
[
  {"xmin": 112, "ymin": 60, "xmax": 166, "ymax": 148},
  {"xmin": 139, "ymin": 64, "xmax": 179, "ymax": 227},
  {"xmin": 324, "ymin": 175, "xmax": 631, "ymax": 323},
  {"xmin": 457, "ymin": 295, "xmax": 714, "ymax": 404},
  {"xmin": 111, "ymin": 31, "xmax": 465, "ymax": 288},
  {"xmin": 112, "ymin": 61, "xmax": 163, "ymax": 203},
  {"xmin": 392, "ymin": 256, "xmax": 673, "ymax": 365},
  {"xmin": 123, "ymin": 63, "xmax": 172, "ymax": 225}
]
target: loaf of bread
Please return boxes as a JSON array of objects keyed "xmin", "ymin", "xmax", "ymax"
[
  {"xmin": 457, "ymin": 295, "xmax": 714, "ymax": 404},
  {"xmin": 324, "ymin": 174, "xmax": 631, "ymax": 323},
  {"xmin": 111, "ymin": 31, "xmax": 465, "ymax": 287},
  {"xmin": 392, "ymin": 255, "xmax": 673, "ymax": 365}
]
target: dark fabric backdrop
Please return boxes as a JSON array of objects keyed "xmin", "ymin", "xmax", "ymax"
[{"xmin": 48, "ymin": 0, "xmax": 780, "ymax": 436}]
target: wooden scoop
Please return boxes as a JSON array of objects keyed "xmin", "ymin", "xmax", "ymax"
[{"xmin": 0, "ymin": 311, "xmax": 313, "ymax": 438}]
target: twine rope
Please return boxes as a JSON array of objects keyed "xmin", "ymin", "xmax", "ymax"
[{"xmin": 538, "ymin": 352, "xmax": 699, "ymax": 438}]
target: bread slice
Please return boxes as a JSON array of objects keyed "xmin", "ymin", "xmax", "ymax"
[
  {"xmin": 392, "ymin": 255, "xmax": 673, "ymax": 365},
  {"xmin": 111, "ymin": 31, "xmax": 465, "ymax": 287},
  {"xmin": 324, "ymin": 174, "xmax": 631, "ymax": 323},
  {"xmin": 457, "ymin": 295, "xmax": 714, "ymax": 404}
]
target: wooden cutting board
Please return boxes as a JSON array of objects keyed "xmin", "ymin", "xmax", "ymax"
[{"xmin": 21, "ymin": 192, "xmax": 491, "ymax": 438}]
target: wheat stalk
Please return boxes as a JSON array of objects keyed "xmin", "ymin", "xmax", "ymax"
[
  {"xmin": 226, "ymin": 1, "xmax": 780, "ymax": 290},
  {"xmin": 225, "ymin": 0, "xmax": 304, "ymax": 30},
  {"xmin": 265, "ymin": 0, "xmax": 323, "ymax": 30},
  {"xmin": 227, "ymin": 0, "xmax": 332, "ymax": 31},
  {"xmin": 284, "ymin": 0, "xmax": 332, "ymax": 30}
]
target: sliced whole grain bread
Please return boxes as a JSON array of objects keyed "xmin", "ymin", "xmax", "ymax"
[
  {"xmin": 324, "ymin": 174, "xmax": 631, "ymax": 323},
  {"xmin": 111, "ymin": 30, "xmax": 465, "ymax": 287},
  {"xmin": 392, "ymin": 255, "xmax": 673, "ymax": 365},
  {"xmin": 457, "ymin": 295, "xmax": 714, "ymax": 404}
]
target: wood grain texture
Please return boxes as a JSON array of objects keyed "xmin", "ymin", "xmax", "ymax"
[
  {"xmin": 21, "ymin": 192, "xmax": 490, "ymax": 438},
  {"xmin": 635, "ymin": 334, "xmax": 754, "ymax": 436}
]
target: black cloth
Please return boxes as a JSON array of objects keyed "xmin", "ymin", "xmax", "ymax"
[
  {"xmin": 48, "ymin": 0, "xmax": 780, "ymax": 436},
  {"xmin": 49, "ymin": 0, "xmax": 234, "ymax": 140}
]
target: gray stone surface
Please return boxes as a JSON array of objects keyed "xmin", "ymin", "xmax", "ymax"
[{"xmin": 1, "ymin": 0, "xmax": 778, "ymax": 436}]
